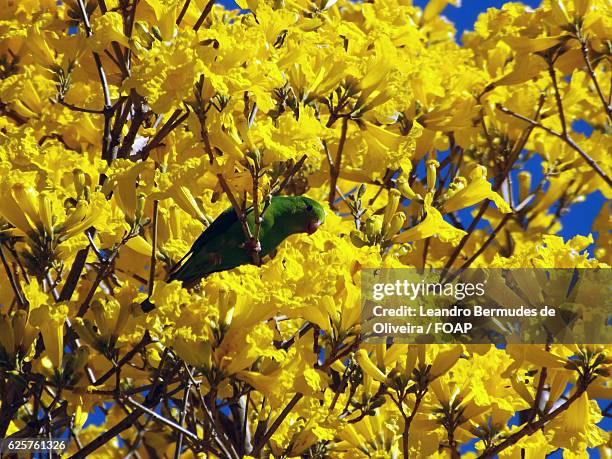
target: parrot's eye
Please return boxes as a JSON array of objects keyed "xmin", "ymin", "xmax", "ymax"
[{"xmin": 306, "ymin": 204, "xmax": 313, "ymax": 212}]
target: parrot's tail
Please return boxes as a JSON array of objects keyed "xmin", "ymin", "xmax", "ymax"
[
  {"xmin": 167, "ymin": 263, "xmax": 202, "ymax": 288},
  {"xmin": 140, "ymin": 297, "xmax": 155, "ymax": 312}
]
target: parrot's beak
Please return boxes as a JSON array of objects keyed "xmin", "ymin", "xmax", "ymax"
[{"xmin": 307, "ymin": 219, "xmax": 323, "ymax": 234}]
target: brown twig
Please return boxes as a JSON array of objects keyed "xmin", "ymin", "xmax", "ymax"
[
  {"xmin": 93, "ymin": 332, "xmax": 153, "ymax": 386},
  {"xmin": 400, "ymin": 388, "xmax": 427, "ymax": 459},
  {"xmin": 148, "ymin": 200, "xmax": 159, "ymax": 298},
  {"xmin": 0, "ymin": 243, "xmax": 27, "ymax": 308},
  {"xmin": 57, "ymin": 99, "xmax": 105, "ymax": 114},
  {"xmin": 77, "ymin": 231, "xmax": 135, "ymax": 317},
  {"xmin": 328, "ymin": 116, "xmax": 349, "ymax": 208},
  {"xmin": 173, "ymin": 368, "xmax": 194, "ymax": 459},
  {"xmin": 578, "ymin": 35, "xmax": 612, "ymax": 120},
  {"xmin": 274, "ymin": 321, "xmax": 313, "ymax": 350},
  {"xmin": 76, "ymin": 0, "xmax": 114, "ymax": 162},
  {"xmin": 275, "ymin": 154, "xmax": 308, "ymax": 195},
  {"xmin": 70, "ymin": 352, "xmax": 176, "ymax": 458},
  {"xmin": 252, "ymin": 393, "xmax": 303, "ymax": 455},
  {"xmin": 108, "ymin": 95, "xmax": 132, "ymax": 159},
  {"xmin": 123, "ymin": 396, "xmax": 199, "ymax": 443},
  {"xmin": 478, "ymin": 381, "xmax": 588, "ymax": 458},
  {"xmin": 216, "ymin": 173, "xmax": 260, "ymax": 263},
  {"xmin": 176, "ymin": 0, "xmax": 192, "ymax": 25},
  {"xmin": 183, "ymin": 364, "xmax": 240, "ymax": 459},
  {"xmin": 137, "ymin": 110, "xmax": 190, "ymax": 160},
  {"xmin": 250, "ymin": 156, "xmax": 263, "ymax": 266},
  {"xmin": 444, "ymin": 212, "xmax": 513, "ymax": 284},
  {"xmin": 547, "ymin": 60, "xmax": 568, "ymax": 138},
  {"xmin": 193, "ymin": 0, "xmax": 216, "ymax": 31},
  {"xmin": 529, "ymin": 366, "xmax": 548, "ymax": 423},
  {"xmin": 117, "ymin": 93, "xmax": 147, "ymax": 158},
  {"xmin": 59, "ymin": 246, "xmax": 90, "ymax": 301}
]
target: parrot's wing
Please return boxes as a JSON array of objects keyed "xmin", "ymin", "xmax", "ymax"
[
  {"xmin": 190, "ymin": 207, "xmax": 240, "ymax": 253},
  {"xmin": 168, "ymin": 206, "xmax": 255, "ymax": 278},
  {"xmin": 166, "ymin": 208, "xmax": 237, "ymax": 279}
]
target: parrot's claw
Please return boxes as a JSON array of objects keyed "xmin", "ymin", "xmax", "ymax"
[{"xmin": 240, "ymin": 239, "xmax": 262, "ymax": 253}]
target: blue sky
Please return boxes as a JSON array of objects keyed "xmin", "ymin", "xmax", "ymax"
[{"xmin": 413, "ymin": 0, "xmax": 541, "ymax": 37}]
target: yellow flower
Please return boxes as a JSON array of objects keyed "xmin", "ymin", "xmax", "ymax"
[
  {"xmin": 355, "ymin": 349, "xmax": 388, "ymax": 383},
  {"xmin": 441, "ymin": 164, "xmax": 512, "ymax": 214},
  {"xmin": 88, "ymin": 12, "xmax": 130, "ymax": 53},
  {"xmin": 29, "ymin": 303, "xmax": 68, "ymax": 369},
  {"xmin": 546, "ymin": 391, "xmax": 608, "ymax": 453},
  {"xmin": 172, "ymin": 328, "xmax": 212, "ymax": 368},
  {"xmin": 393, "ymin": 194, "xmax": 467, "ymax": 245},
  {"xmin": 0, "ymin": 311, "xmax": 37, "ymax": 367}
]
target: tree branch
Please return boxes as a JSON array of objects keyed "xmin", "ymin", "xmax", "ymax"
[
  {"xmin": 252, "ymin": 393, "xmax": 303, "ymax": 455},
  {"xmin": 148, "ymin": 200, "xmax": 159, "ymax": 298},
  {"xmin": 0, "ymin": 243, "xmax": 27, "ymax": 309},
  {"xmin": 578, "ymin": 35, "xmax": 612, "ymax": 120},
  {"xmin": 193, "ymin": 0, "xmax": 215, "ymax": 31},
  {"xmin": 497, "ymin": 104, "xmax": 612, "ymax": 187},
  {"xmin": 478, "ymin": 382, "xmax": 588, "ymax": 458},
  {"xmin": 328, "ymin": 116, "xmax": 349, "ymax": 208},
  {"xmin": 216, "ymin": 173, "xmax": 260, "ymax": 264},
  {"xmin": 76, "ymin": 0, "xmax": 114, "ymax": 162}
]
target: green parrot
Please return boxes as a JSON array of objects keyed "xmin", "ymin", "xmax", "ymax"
[{"xmin": 141, "ymin": 196, "xmax": 325, "ymax": 311}]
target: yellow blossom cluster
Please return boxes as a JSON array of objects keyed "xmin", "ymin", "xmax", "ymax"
[{"xmin": 0, "ymin": 0, "xmax": 610, "ymax": 457}]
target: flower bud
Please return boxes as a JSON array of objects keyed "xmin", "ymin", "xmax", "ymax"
[
  {"xmin": 396, "ymin": 179, "xmax": 417, "ymax": 200},
  {"xmin": 71, "ymin": 346, "xmax": 90, "ymax": 378},
  {"xmin": 11, "ymin": 310, "xmax": 28, "ymax": 350},
  {"xmin": 0, "ymin": 315, "xmax": 15, "ymax": 356},
  {"xmin": 355, "ymin": 349, "xmax": 387, "ymax": 383},
  {"xmin": 12, "ymin": 184, "xmax": 40, "ymax": 231},
  {"xmin": 396, "ymin": 244, "xmax": 413, "ymax": 256},
  {"xmin": 91, "ymin": 300, "xmax": 113, "ymax": 341},
  {"xmin": 364, "ymin": 215, "xmax": 383, "ymax": 242},
  {"xmin": 38, "ymin": 192, "xmax": 54, "ymax": 239},
  {"xmin": 218, "ymin": 289, "xmax": 236, "ymax": 326},
  {"xmin": 134, "ymin": 193, "xmax": 146, "ymax": 226},
  {"xmin": 449, "ymin": 176, "xmax": 467, "ymax": 194},
  {"xmin": 169, "ymin": 205, "xmax": 181, "ymax": 239},
  {"xmin": 73, "ymin": 169, "xmax": 86, "ymax": 198},
  {"xmin": 385, "ymin": 212, "xmax": 406, "ymax": 238},
  {"xmin": 426, "ymin": 159, "xmax": 440, "ymax": 191},
  {"xmin": 357, "ymin": 184, "xmax": 367, "ymax": 198},
  {"xmin": 173, "ymin": 186, "xmax": 208, "ymax": 224},
  {"xmin": 383, "ymin": 189, "xmax": 401, "ymax": 230}
]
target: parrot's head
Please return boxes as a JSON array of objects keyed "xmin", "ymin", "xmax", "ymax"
[{"xmin": 294, "ymin": 196, "xmax": 326, "ymax": 235}]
